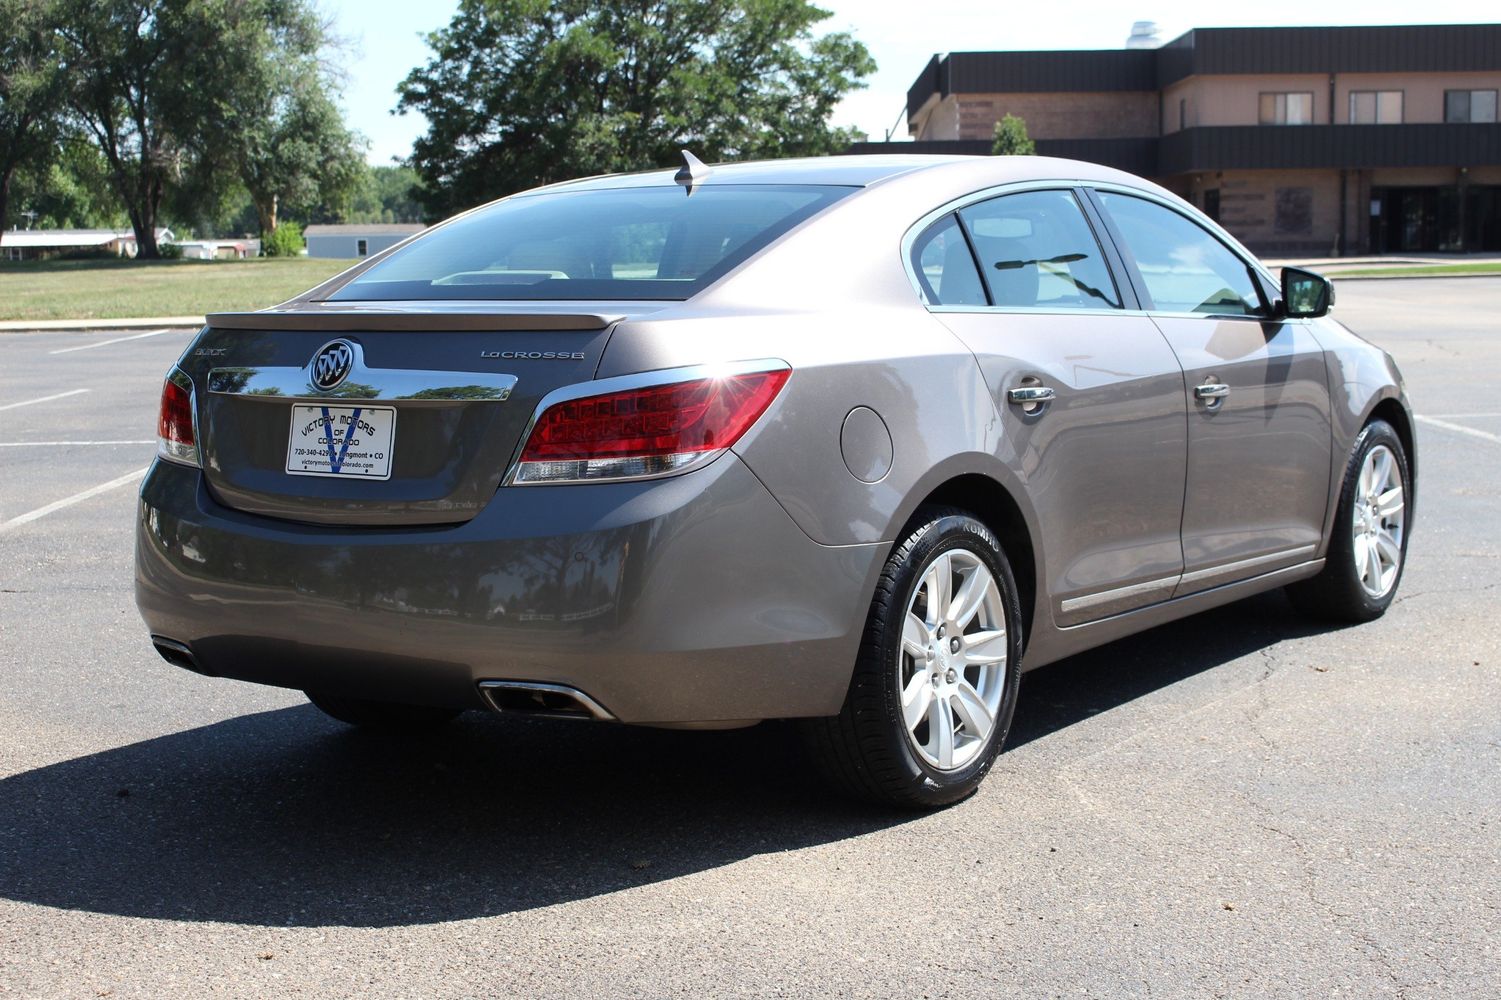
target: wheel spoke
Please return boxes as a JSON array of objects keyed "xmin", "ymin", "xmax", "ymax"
[
  {"xmin": 902, "ymin": 672, "xmax": 934, "ymax": 732},
  {"xmin": 930, "ymin": 696, "xmax": 956, "ymax": 769},
  {"xmin": 922, "ymin": 554, "xmax": 952, "ymax": 626},
  {"xmin": 902, "ymin": 612, "xmax": 928, "ymax": 661},
  {"xmin": 1372, "ymin": 449, "xmax": 1393, "ymax": 495},
  {"xmin": 1376, "ymin": 486, "xmax": 1404, "ymax": 519},
  {"xmin": 951, "ymin": 680, "xmax": 994, "ymax": 741},
  {"xmin": 1375, "ymin": 529, "xmax": 1401, "ymax": 568},
  {"xmin": 1365, "ymin": 539, "xmax": 1384, "ymax": 587},
  {"xmin": 962, "ymin": 628, "xmax": 1007, "ymax": 667},
  {"xmin": 947, "ymin": 565, "xmax": 993, "ymax": 630},
  {"xmin": 1353, "ymin": 535, "xmax": 1371, "ymax": 581}
]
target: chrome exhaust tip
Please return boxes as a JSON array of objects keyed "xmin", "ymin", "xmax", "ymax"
[
  {"xmin": 150, "ymin": 636, "xmax": 212, "ymax": 676},
  {"xmin": 478, "ymin": 680, "xmax": 615, "ymax": 721}
]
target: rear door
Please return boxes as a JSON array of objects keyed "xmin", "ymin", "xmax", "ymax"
[
  {"xmin": 919, "ymin": 187, "xmax": 1189, "ymax": 626},
  {"xmin": 1087, "ymin": 189, "xmax": 1332, "ymax": 594}
]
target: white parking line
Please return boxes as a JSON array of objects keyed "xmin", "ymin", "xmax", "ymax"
[
  {"xmin": 48, "ymin": 329, "xmax": 175, "ymax": 355},
  {"xmin": 0, "ymin": 467, "xmax": 147, "ymax": 536},
  {"xmin": 0, "ymin": 440, "xmax": 153, "ymax": 447},
  {"xmin": 1423, "ymin": 412, "xmax": 1501, "ymax": 419},
  {"xmin": 0, "ymin": 388, "xmax": 91, "ymax": 412},
  {"xmin": 1415, "ymin": 414, "xmax": 1501, "ymax": 446}
]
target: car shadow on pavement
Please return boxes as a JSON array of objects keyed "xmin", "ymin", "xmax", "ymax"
[
  {"xmin": 1010, "ymin": 589, "xmax": 1343, "ymax": 747},
  {"xmin": 0, "ymin": 592, "xmax": 1344, "ymax": 928}
]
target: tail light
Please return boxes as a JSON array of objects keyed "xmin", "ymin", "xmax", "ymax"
[
  {"xmin": 157, "ymin": 369, "xmax": 199, "ymax": 467},
  {"xmin": 511, "ymin": 363, "xmax": 790, "ymax": 484}
]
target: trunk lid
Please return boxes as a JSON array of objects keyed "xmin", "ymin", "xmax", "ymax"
[{"xmin": 185, "ymin": 304, "xmax": 666, "ymax": 526}]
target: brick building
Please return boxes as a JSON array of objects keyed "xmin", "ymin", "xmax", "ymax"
[{"xmin": 851, "ymin": 24, "xmax": 1501, "ymax": 255}]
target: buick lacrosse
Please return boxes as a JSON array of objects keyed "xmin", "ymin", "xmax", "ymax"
[{"xmin": 137, "ymin": 154, "xmax": 1413, "ymax": 807}]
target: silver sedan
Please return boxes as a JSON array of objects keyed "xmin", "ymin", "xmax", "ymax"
[{"xmin": 136, "ymin": 154, "xmax": 1414, "ymax": 807}]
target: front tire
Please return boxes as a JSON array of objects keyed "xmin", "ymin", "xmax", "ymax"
[
  {"xmin": 1287, "ymin": 419, "xmax": 1411, "ymax": 622},
  {"xmin": 305, "ymin": 691, "xmax": 461, "ymax": 730},
  {"xmin": 805, "ymin": 507, "xmax": 1022, "ymax": 808}
]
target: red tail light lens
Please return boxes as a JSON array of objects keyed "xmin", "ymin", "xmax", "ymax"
[
  {"xmin": 513, "ymin": 367, "xmax": 790, "ymax": 484},
  {"xmin": 157, "ymin": 372, "xmax": 199, "ymax": 467}
]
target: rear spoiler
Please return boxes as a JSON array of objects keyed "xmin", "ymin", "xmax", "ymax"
[{"xmin": 205, "ymin": 310, "xmax": 624, "ymax": 332}]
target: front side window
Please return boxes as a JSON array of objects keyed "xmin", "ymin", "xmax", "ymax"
[
  {"xmin": 910, "ymin": 214, "xmax": 987, "ymax": 307},
  {"xmin": 1096, "ymin": 192, "xmax": 1264, "ymax": 317},
  {"xmin": 1259, "ymin": 92, "xmax": 1313, "ymax": 125},
  {"xmin": 1446, "ymin": 89, "xmax": 1499, "ymax": 123},
  {"xmin": 1350, "ymin": 90, "xmax": 1403, "ymax": 124},
  {"xmin": 328, "ymin": 184, "xmax": 852, "ymax": 302},
  {"xmin": 956, "ymin": 190, "xmax": 1122, "ymax": 310}
]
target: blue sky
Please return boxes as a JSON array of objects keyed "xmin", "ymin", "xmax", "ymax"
[{"xmin": 322, "ymin": 0, "xmax": 1494, "ymax": 164}]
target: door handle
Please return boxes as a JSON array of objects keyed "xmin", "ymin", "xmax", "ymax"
[
  {"xmin": 1194, "ymin": 382, "xmax": 1230, "ymax": 401},
  {"xmin": 1007, "ymin": 386, "xmax": 1057, "ymax": 405}
]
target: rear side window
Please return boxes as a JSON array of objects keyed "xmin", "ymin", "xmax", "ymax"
[
  {"xmin": 910, "ymin": 215, "xmax": 987, "ymax": 306},
  {"xmin": 1096, "ymin": 192, "xmax": 1264, "ymax": 317},
  {"xmin": 327, "ymin": 185, "xmax": 852, "ymax": 302},
  {"xmin": 958, "ymin": 190, "xmax": 1122, "ymax": 310}
]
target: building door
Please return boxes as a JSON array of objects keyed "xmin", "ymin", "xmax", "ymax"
[
  {"xmin": 1090, "ymin": 190, "xmax": 1333, "ymax": 593},
  {"xmin": 1371, "ymin": 187, "xmax": 1442, "ymax": 252}
]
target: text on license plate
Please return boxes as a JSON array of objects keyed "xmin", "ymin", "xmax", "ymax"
[{"xmin": 286, "ymin": 404, "xmax": 396, "ymax": 480}]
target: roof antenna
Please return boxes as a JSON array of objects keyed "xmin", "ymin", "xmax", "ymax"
[{"xmin": 674, "ymin": 150, "xmax": 711, "ymax": 195}]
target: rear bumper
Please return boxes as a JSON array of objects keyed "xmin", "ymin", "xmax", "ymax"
[{"xmin": 135, "ymin": 456, "xmax": 884, "ymax": 724}]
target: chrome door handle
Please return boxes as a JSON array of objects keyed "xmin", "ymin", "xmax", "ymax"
[
  {"xmin": 1194, "ymin": 382, "xmax": 1230, "ymax": 400},
  {"xmin": 1007, "ymin": 386, "xmax": 1057, "ymax": 404}
]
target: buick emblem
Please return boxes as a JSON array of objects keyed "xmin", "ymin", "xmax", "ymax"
[{"xmin": 310, "ymin": 340, "xmax": 355, "ymax": 391}]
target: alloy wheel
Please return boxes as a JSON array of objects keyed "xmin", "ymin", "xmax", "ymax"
[{"xmin": 897, "ymin": 548, "xmax": 1008, "ymax": 771}]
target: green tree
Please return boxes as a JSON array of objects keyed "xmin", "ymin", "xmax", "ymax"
[
  {"xmin": 58, "ymin": 0, "xmax": 361, "ymax": 257},
  {"xmin": 347, "ymin": 165, "xmax": 426, "ymax": 224},
  {"xmin": 10, "ymin": 140, "xmax": 127, "ymax": 230},
  {"xmin": 0, "ymin": 0, "xmax": 65, "ymax": 246},
  {"xmin": 991, "ymin": 113, "xmax": 1036, "ymax": 156},
  {"xmin": 197, "ymin": 22, "xmax": 366, "ymax": 237},
  {"xmin": 397, "ymin": 0, "xmax": 875, "ymax": 218}
]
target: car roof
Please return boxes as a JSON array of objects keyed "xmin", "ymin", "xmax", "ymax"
[{"xmin": 522, "ymin": 154, "xmax": 1146, "ymax": 194}]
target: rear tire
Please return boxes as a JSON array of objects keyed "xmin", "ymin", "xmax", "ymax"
[
  {"xmin": 1287, "ymin": 419, "xmax": 1411, "ymax": 623},
  {"xmin": 804, "ymin": 507, "xmax": 1022, "ymax": 809},
  {"xmin": 305, "ymin": 691, "xmax": 461, "ymax": 730}
]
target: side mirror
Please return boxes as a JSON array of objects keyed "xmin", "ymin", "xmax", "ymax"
[{"xmin": 1281, "ymin": 267, "xmax": 1334, "ymax": 318}]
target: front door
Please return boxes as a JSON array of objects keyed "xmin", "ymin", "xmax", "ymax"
[{"xmin": 1090, "ymin": 190, "xmax": 1333, "ymax": 595}]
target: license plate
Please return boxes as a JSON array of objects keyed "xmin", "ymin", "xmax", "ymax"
[{"xmin": 285, "ymin": 404, "xmax": 396, "ymax": 480}]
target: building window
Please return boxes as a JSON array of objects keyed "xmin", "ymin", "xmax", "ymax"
[
  {"xmin": 1446, "ymin": 89, "xmax": 1498, "ymax": 123},
  {"xmin": 357, "ymin": 238, "xmax": 369, "ymax": 257},
  {"xmin": 1349, "ymin": 91, "xmax": 1402, "ymax": 124},
  {"xmin": 1259, "ymin": 92, "xmax": 1313, "ymax": 125}
]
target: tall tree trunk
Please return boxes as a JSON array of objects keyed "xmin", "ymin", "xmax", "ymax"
[
  {"xmin": 134, "ymin": 172, "xmax": 162, "ymax": 259},
  {"xmin": 254, "ymin": 192, "xmax": 278, "ymax": 240},
  {"xmin": 0, "ymin": 168, "xmax": 11, "ymax": 251}
]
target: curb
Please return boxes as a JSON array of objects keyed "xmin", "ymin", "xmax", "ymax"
[
  {"xmin": 1327, "ymin": 271, "xmax": 1501, "ymax": 282},
  {"xmin": 0, "ymin": 316, "xmax": 204, "ymax": 333}
]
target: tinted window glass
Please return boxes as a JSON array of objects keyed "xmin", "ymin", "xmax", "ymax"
[
  {"xmin": 958, "ymin": 190, "xmax": 1121, "ymax": 310},
  {"xmin": 328, "ymin": 185, "xmax": 851, "ymax": 302},
  {"xmin": 1097, "ymin": 192, "xmax": 1264, "ymax": 317},
  {"xmin": 910, "ymin": 214, "xmax": 987, "ymax": 306}
]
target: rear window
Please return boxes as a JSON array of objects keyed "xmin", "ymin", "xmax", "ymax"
[{"xmin": 325, "ymin": 184, "xmax": 852, "ymax": 302}]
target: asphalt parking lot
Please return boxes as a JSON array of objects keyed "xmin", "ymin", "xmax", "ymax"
[{"xmin": 1, "ymin": 280, "xmax": 1498, "ymax": 998}]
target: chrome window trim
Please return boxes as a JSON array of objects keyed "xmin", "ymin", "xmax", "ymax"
[{"xmin": 499, "ymin": 357, "xmax": 792, "ymax": 487}]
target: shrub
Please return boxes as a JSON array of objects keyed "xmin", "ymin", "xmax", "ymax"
[{"xmin": 263, "ymin": 222, "xmax": 304, "ymax": 257}]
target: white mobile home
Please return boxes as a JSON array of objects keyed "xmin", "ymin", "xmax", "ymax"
[{"xmin": 303, "ymin": 224, "xmax": 425, "ymax": 260}]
